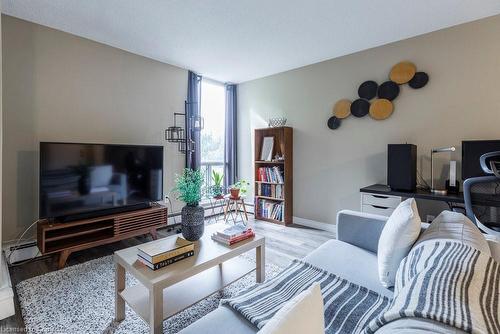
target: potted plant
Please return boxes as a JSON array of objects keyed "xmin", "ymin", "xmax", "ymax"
[
  {"xmin": 210, "ymin": 171, "xmax": 224, "ymax": 199},
  {"xmin": 229, "ymin": 180, "xmax": 249, "ymax": 199},
  {"xmin": 173, "ymin": 168, "xmax": 205, "ymax": 241}
]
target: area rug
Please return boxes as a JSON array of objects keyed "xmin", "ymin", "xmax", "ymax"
[{"xmin": 16, "ymin": 255, "xmax": 282, "ymax": 334}]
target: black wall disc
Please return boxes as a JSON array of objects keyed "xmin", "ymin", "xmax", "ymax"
[
  {"xmin": 350, "ymin": 99, "xmax": 370, "ymax": 117},
  {"xmin": 358, "ymin": 81, "xmax": 378, "ymax": 100},
  {"xmin": 408, "ymin": 72, "xmax": 429, "ymax": 89},
  {"xmin": 377, "ymin": 81, "xmax": 400, "ymax": 101},
  {"xmin": 327, "ymin": 116, "xmax": 341, "ymax": 129}
]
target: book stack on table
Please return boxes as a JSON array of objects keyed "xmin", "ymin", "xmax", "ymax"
[
  {"xmin": 211, "ymin": 225, "xmax": 255, "ymax": 246},
  {"xmin": 137, "ymin": 237, "xmax": 195, "ymax": 270}
]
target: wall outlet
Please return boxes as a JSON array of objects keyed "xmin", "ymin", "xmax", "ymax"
[{"xmin": 426, "ymin": 215, "xmax": 436, "ymax": 223}]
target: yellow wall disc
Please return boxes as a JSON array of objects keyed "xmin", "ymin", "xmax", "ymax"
[
  {"xmin": 389, "ymin": 61, "xmax": 416, "ymax": 84},
  {"xmin": 369, "ymin": 99, "xmax": 394, "ymax": 120},
  {"xmin": 333, "ymin": 99, "xmax": 352, "ymax": 119}
]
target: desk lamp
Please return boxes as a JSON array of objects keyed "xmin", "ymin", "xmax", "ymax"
[{"xmin": 431, "ymin": 146, "xmax": 456, "ymax": 195}]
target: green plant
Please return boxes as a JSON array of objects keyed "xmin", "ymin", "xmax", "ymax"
[
  {"xmin": 210, "ymin": 171, "xmax": 224, "ymax": 197},
  {"xmin": 173, "ymin": 168, "xmax": 204, "ymax": 206},
  {"xmin": 212, "ymin": 170, "xmax": 223, "ymax": 188},
  {"xmin": 231, "ymin": 180, "xmax": 250, "ymax": 195}
]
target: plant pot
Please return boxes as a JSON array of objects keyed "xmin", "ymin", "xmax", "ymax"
[
  {"xmin": 230, "ymin": 188, "xmax": 240, "ymax": 199},
  {"xmin": 211, "ymin": 185, "xmax": 223, "ymax": 199},
  {"xmin": 181, "ymin": 204, "xmax": 205, "ymax": 241}
]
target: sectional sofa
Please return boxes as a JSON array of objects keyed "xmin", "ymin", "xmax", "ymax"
[{"xmin": 181, "ymin": 210, "xmax": 500, "ymax": 334}]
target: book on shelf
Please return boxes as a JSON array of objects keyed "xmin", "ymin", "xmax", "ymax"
[
  {"xmin": 138, "ymin": 250, "xmax": 195, "ymax": 270},
  {"xmin": 257, "ymin": 183, "xmax": 283, "ymax": 199},
  {"xmin": 211, "ymin": 228, "xmax": 255, "ymax": 246},
  {"xmin": 256, "ymin": 198, "xmax": 284, "ymax": 222},
  {"xmin": 257, "ymin": 166, "xmax": 284, "ymax": 184},
  {"xmin": 137, "ymin": 237, "xmax": 194, "ymax": 264}
]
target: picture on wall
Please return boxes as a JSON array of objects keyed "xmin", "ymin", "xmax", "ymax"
[{"xmin": 260, "ymin": 137, "xmax": 274, "ymax": 161}]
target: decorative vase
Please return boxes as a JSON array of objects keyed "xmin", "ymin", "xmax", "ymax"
[
  {"xmin": 230, "ymin": 188, "xmax": 240, "ymax": 199},
  {"xmin": 181, "ymin": 204, "xmax": 205, "ymax": 241}
]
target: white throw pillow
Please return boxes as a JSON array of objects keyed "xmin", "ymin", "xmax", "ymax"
[
  {"xmin": 415, "ymin": 211, "xmax": 491, "ymax": 255},
  {"xmin": 257, "ymin": 283, "xmax": 325, "ymax": 334},
  {"xmin": 378, "ymin": 198, "xmax": 421, "ymax": 288}
]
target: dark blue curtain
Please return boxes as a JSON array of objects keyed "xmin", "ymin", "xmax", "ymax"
[
  {"xmin": 224, "ymin": 84, "xmax": 238, "ymax": 188},
  {"xmin": 186, "ymin": 71, "xmax": 202, "ymax": 169}
]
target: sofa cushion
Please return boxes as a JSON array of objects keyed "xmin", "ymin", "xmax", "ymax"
[
  {"xmin": 377, "ymin": 198, "xmax": 421, "ymax": 288},
  {"xmin": 486, "ymin": 236, "xmax": 500, "ymax": 262},
  {"xmin": 178, "ymin": 304, "xmax": 258, "ymax": 334},
  {"xmin": 257, "ymin": 283, "xmax": 324, "ymax": 334},
  {"xmin": 304, "ymin": 239, "xmax": 393, "ymax": 297},
  {"xmin": 182, "ymin": 238, "xmax": 394, "ymax": 334},
  {"xmin": 374, "ymin": 318, "xmax": 467, "ymax": 334},
  {"xmin": 415, "ymin": 211, "xmax": 491, "ymax": 256}
]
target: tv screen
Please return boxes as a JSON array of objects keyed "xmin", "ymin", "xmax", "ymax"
[
  {"xmin": 462, "ymin": 140, "xmax": 500, "ymax": 180},
  {"xmin": 39, "ymin": 142, "xmax": 164, "ymax": 220}
]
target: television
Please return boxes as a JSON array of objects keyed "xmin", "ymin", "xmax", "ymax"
[
  {"xmin": 462, "ymin": 140, "xmax": 500, "ymax": 180},
  {"xmin": 39, "ymin": 142, "xmax": 164, "ymax": 222}
]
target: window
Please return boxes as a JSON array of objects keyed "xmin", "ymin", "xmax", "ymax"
[{"xmin": 200, "ymin": 79, "xmax": 226, "ymax": 197}]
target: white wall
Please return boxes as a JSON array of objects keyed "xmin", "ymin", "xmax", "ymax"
[
  {"xmin": 0, "ymin": 4, "xmax": 3, "ymax": 261},
  {"xmin": 238, "ymin": 15, "xmax": 500, "ymax": 226},
  {"xmin": 2, "ymin": 15, "xmax": 188, "ymax": 241},
  {"xmin": 0, "ymin": 10, "xmax": 14, "ymax": 322}
]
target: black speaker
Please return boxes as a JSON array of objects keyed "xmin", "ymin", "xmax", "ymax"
[{"xmin": 387, "ymin": 144, "xmax": 417, "ymax": 191}]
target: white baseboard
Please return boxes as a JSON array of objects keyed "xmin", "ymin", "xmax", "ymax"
[
  {"xmin": 293, "ymin": 216, "xmax": 336, "ymax": 233},
  {"xmin": 244, "ymin": 201, "xmax": 254, "ymax": 214},
  {"xmin": 0, "ymin": 254, "xmax": 15, "ymax": 320}
]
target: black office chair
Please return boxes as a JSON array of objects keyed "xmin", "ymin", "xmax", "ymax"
[{"xmin": 463, "ymin": 151, "xmax": 500, "ymax": 237}]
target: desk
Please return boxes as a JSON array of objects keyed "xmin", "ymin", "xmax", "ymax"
[{"xmin": 360, "ymin": 184, "xmax": 500, "ymax": 216}]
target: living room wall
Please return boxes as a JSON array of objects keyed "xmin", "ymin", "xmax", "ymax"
[
  {"xmin": 2, "ymin": 15, "xmax": 187, "ymax": 241},
  {"xmin": 0, "ymin": 10, "xmax": 4, "ymax": 264},
  {"xmin": 238, "ymin": 14, "xmax": 500, "ymax": 227}
]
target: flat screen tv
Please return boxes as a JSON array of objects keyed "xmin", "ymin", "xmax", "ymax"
[
  {"xmin": 462, "ymin": 140, "xmax": 500, "ymax": 180},
  {"xmin": 39, "ymin": 142, "xmax": 164, "ymax": 222}
]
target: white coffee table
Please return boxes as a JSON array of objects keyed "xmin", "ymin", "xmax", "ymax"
[{"xmin": 114, "ymin": 223, "xmax": 265, "ymax": 334}]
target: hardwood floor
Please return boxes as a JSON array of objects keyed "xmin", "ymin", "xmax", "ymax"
[{"xmin": 0, "ymin": 216, "xmax": 335, "ymax": 331}]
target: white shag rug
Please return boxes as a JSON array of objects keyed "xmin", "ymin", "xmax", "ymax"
[{"xmin": 16, "ymin": 255, "xmax": 282, "ymax": 334}]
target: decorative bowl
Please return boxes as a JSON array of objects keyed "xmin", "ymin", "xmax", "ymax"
[{"xmin": 268, "ymin": 117, "xmax": 287, "ymax": 128}]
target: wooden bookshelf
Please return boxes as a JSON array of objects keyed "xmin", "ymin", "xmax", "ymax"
[{"xmin": 254, "ymin": 126, "xmax": 293, "ymax": 225}]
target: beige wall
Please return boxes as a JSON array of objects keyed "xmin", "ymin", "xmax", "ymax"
[
  {"xmin": 238, "ymin": 15, "xmax": 500, "ymax": 226},
  {"xmin": 2, "ymin": 15, "xmax": 187, "ymax": 241}
]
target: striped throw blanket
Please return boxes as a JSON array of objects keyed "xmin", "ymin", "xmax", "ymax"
[
  {"xmin": 365, "ymin": 240, "xmax": 500, "ymax": 334},
  {"xmin": 221, "ymin": 260, "xmax": 391, "ymax": 333}
]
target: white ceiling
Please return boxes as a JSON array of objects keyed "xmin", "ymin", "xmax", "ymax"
[{"xmin": 2, "ymin": 1, "xmax": 500, "ymax": 83}]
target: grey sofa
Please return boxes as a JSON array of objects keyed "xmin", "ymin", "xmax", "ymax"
[{"xmin": 180, "ymin": 210, "xmax": 500, "ymax": 334}]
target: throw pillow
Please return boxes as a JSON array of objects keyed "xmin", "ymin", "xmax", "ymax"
[
  {"xmin": 257, "ymin": 283, "xmax": 325, "ymax": 334},
  {"xmin": 378, "ymin": 198, "xmax": 421, "ymax": 288},
  {"xmin": 415, "ymin": 210, "xmax": 491, "ymax": 255}
]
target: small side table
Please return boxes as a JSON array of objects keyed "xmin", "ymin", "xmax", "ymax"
[
  {"xmin": 207, "ymin": 196, "xmax": 226, "ymax": 224},
  {"xmin": 224, "ymin": 195, "xmax": 249, "ymax": 224}
]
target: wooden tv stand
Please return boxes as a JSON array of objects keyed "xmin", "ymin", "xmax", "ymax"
[{"xmin": 37, "ymin": 204, "xmax": 168, "ymax": 269}]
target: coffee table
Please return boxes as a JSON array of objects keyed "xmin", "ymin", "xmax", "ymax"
[{"xmin": 114, "ymin": 223, "xmax": 265, "ymax": 334}]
